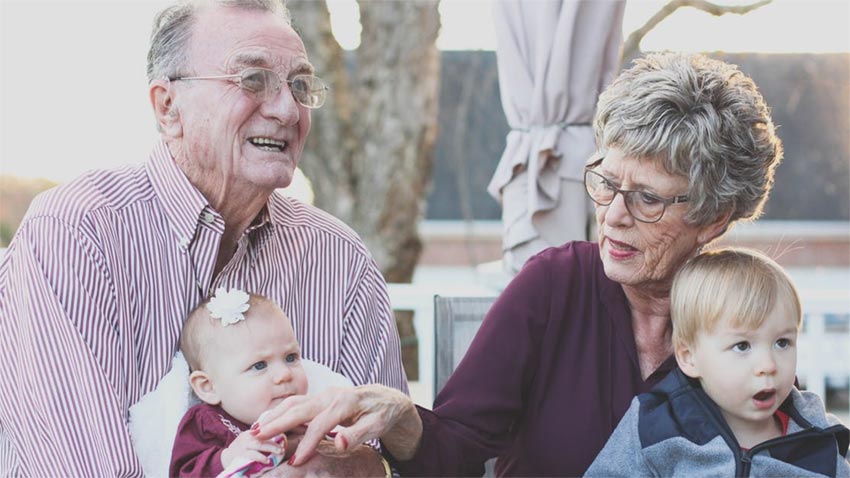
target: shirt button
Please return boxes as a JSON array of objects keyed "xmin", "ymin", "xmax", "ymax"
[
  {"xmin": 203, "ymin": 212, "xmax": 215, "ymax": 223},
  {"xmin": 179, "ymin": 237, "xmax": 190, "ymax": 249}
]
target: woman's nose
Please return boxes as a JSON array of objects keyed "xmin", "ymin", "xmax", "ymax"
[{"xmin": 604, "ymin": 192, "xmax": 634, "ymax": 227}]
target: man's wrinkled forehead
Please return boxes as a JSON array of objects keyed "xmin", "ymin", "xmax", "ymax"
[
  {"xmin": 190, "ymin": 4, "xmax": 310, "ymax": 73},
  {"xmin": 229, "ymin": 51, "xmax": 314, "ymax": 76}
]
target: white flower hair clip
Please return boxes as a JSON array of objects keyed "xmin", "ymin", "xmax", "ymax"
[{"xmin": 207, "ymin": 287, "xmax": 250, "ymax": 326}]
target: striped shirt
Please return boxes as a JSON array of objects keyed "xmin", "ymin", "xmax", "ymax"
[{"xmin": 0, "ymin": 140, "xmax": 408, "ymax": 477}]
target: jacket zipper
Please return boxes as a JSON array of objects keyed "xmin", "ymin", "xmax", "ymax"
[
  {"xmin": 739, "ymin": 424, "xmax": 848, "ymax": 477},
  {"xmin": 669, "ymin": 372, "xmax": 849, "ymax": 477}
]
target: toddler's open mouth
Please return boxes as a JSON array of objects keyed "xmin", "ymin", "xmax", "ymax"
[{"xmin": 752, "ymin": 388, "xmax": 777, "ymax": 410}]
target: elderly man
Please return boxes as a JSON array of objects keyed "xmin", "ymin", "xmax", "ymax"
[{"xmin": 0, "ymin": 1, "xmax": 405, "ymax": 476}]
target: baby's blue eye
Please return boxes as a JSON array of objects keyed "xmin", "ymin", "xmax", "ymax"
[
  {"xmin": 732, "ymin": 341, "xmax": 750, "ymax": 352},
  {"xmin": 285, "ymin": 353, "xmax": 298, "ymax": 363},
  {"xmin": 775, "ymin": 338, "xmax": 792, "ymax": 349},
  {"xmin": 251, "ymin": 361, "xmax": 267, "ymax": 371}
]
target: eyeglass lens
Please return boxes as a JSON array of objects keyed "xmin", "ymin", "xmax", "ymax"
[
  {"xmin": 240, "ymin": 69, "xmax": 325, "ymax": 108},
  {"xmin": 585, "ymin": 170, "xmax": 666, "ymax": 222},
  {"xmin": 240, "ymin": 69, "xmax": 276, "ymax": 97}
]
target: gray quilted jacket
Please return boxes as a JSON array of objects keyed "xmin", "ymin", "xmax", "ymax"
[{"xmin": 586, "ymin": 368, "xmax": 850, "ymax": 477}]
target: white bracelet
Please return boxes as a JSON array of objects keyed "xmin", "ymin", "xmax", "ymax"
[{"xmin": 379, "ymin": 454, "xmax": 392, "ymax": 478}]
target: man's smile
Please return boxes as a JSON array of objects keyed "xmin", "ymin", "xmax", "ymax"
[{"xmin": 248, "ymin": 137, "xmax": 287, "ymax": 152}]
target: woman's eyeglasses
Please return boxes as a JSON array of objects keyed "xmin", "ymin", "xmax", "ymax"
[{"xmin": 584, "ymin": 158, "xmax": 689, "ymax": 224}]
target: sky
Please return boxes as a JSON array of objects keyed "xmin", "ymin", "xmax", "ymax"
[{"xmin": 0, "ymin": 0, "xmax": 848, "ymax": 186}]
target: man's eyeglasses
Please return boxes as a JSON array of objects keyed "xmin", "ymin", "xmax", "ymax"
[
  {"xmin": 584, "ymin": 157, "xmax": 689, "ymax": 224},
  {"xmin": 168, "ymin": 67, "xmax": 329, "ymax": 109}
]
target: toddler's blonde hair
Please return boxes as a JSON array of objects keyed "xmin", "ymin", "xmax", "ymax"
[{"xmin": 672, "ymin": 248, "xmax": 801, "ymax": 349}]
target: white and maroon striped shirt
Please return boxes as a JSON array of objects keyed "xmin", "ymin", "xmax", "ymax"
[{"xmin": 0, "ymin": 140, "xmax": 408, "ymax": 477}]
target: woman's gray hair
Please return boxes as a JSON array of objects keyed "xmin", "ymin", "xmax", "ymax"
[
  {"xmin": 594, "ymin": 52, "xmax": 783, "ymax": 227},
  {"xmin": 146, "ymin": 0, "xmax": 291, "ymax": 82}
]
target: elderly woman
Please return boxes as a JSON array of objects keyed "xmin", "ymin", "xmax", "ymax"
[{"xmin": 255, "ymin": 52, "xmax": 783, "ymax": 476}]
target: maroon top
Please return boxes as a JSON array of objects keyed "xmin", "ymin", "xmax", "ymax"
[
  {"xmin": 388, "ymin": 242, "xmax": 676, "ymax": 477},
  {"xmin": 170, "ymin": 403, "xmax": 249, "ymax": 477}
]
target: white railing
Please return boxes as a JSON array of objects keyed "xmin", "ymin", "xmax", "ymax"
[
  {"xmin": 389, "ymin": 273, "xmax": 850, "ymax": 415},
  {"xmin": 795, "ymin": 282, "xmax": 850, "ymax": 416}
]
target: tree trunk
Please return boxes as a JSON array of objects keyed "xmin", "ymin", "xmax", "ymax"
[{"xmin": 289, "ymin": 1, "xmax": 441, "ymax": 284}]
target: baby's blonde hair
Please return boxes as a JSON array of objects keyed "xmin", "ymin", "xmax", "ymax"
[
  {"xmin": 671, "ymin": 248, "xmax": 802, "ymax": 349},
  {"xmin": 181, "ymin": 293, "xmax": 279, "ymax": 371}
]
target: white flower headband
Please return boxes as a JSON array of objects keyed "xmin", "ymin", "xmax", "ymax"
[{"xmin": 207, "ymin": 287, "xmax": 250, "ymax": 326}]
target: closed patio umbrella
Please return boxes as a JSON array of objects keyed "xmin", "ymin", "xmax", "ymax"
[{"xmin": 489, "ymin": 0, "xmax": 625, "ymax": 274}]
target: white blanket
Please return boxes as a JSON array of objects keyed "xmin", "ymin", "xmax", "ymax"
[{"xmin": 129, "ymin": 353, "xmax": 353, "ymax": 478}]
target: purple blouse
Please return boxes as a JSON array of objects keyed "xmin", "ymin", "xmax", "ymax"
[{"xmin": 389, "ymin": 241, "xmax": 676, "ymax": 477}]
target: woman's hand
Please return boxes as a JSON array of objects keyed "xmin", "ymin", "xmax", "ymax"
[{"xmin": 254, "ymin": 384, "xmax": 422, "ymax": 466}]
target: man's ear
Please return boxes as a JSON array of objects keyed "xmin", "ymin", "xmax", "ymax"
[
  {"xmin": 675, "ymin": 342, "xmax": 700, "ymax": 379},
  {"xmin": 149, "ymin": 79, "xmax": 182, "ymax": 139},
  {"xmin": 697, "ymin": 209, "xmax": 734, "ymax": 246},
  {"xmin": 189, "ymin": 370, "xmax": 221, "ymax": 406}
]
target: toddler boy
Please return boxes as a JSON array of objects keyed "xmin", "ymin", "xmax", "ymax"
[{"xmin": 587, "ymin": 248, "xmax": 850, "ymax": 477}]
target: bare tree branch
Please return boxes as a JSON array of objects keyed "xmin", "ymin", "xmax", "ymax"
[{"xmin": 622, "ymin": 0, "xmax": 772, "ymax": 65}]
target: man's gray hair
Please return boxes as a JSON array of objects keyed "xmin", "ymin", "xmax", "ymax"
[
  {"xmin": 146, "ymin": 0, "xmax": 291, "ymax": 82},
  {"xmin": 593, "ymin": 52, "xmax": 783, "ymax": 227}
]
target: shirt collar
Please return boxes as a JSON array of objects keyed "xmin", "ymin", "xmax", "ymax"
[
  {"xmin": 247, "ymin": 203, "xmax": 273, "ymax": 233},
  {"xmin": 146, "ymin": 139, "xmax": 279, "ymax": 250},
  {"xmin": 146, "ymin": 140, "xmax": 211, "ymax": 248}
]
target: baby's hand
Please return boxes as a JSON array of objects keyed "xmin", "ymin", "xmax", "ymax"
[{"xmin": 221, "ymin": 430, "xmax": 285, "ymax": 468}]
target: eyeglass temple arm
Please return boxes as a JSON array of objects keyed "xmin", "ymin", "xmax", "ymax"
[{"xmin": 169, "ymin": 73, "xmax": 241, "ymax": 81}]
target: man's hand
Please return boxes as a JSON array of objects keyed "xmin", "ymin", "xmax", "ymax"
[{"xmin": 221, "ymin": 430, "xmax": 285, "ymax": 469}]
